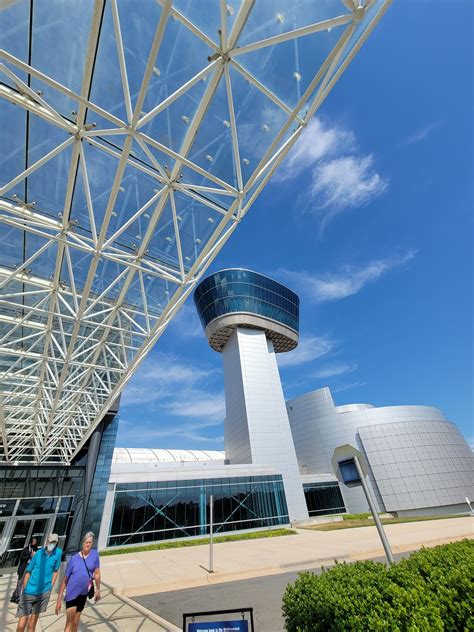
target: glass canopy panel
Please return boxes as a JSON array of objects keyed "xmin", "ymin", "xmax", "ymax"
[
  {"xmin": 187, "ymin": 75, "xmax": 240, "ymax": 189},
  {"xmin": 0, "ymin": 0, "xmax": 389, "ymax": 464},
  {"xmin": 0, "ymin": 0, "xmax": 30, "ymax": 76},
  {"xmin": 115, "ymin": 0, "xmax": 163, "ymax": 113},
  {"xmin": 172, "ymin": 0, "xmax": 231, "ymax": 44},
  {"xmin": 236, "ymin": 0, "xmax": 346, "ymax": 45},
  {"xmin": 26, "ymin": 116, "xmax": 74, "ymax": 216},
  {"xmin": 0, "ymin": 223, "xmax": 25, "ymax": 270},
  {"xmin": 29, "ymin": 0, "xmax": 95, "ymax": 117},
  {"xmin": 0, "ymin": 99, "xmax": 26, "ymax": 198},
  {"xmin": 235, "ymin": 25, "xmax": 345, "ymax": 111},
  {"xmin": 141, "ymin": 79, "xmax": 209, "ymax": 156},
  {"xmin": 229, "ymin": 64, "xmax": 288, "ymax": 183}
]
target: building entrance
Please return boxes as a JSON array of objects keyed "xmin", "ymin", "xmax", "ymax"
[
  {"xmin": 0, "ymin": 495, "xmax": 73, "ymax": 570},
  {"xmin": 0, "ymin": 515, "xmax": 52, "ymax": 569}
]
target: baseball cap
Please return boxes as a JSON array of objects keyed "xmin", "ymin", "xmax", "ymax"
[{"xmin": 47, "ymin": 533, "xmax": 59, "ymax": 543}]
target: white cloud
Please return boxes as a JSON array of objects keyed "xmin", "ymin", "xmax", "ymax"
[
  {"xmin": 278, "ymin": 117, "xmax": 355, "ymax": 181},
  {"xmin": 170, "ymin": 302, "xmax": 203, "ymax": 339},
  {"xmin": 119, "ymin": 352, "xmax": 225, "ymax": 446},
  {"xmin": 312, "ymin": 362, "xmax": 357, "ymax": 379},
  {"xmin": 121, "ymin": 353, "xmax": 218, "ymax": 406},
  {"xmin": 277, "ymin": 250, "xmax": 416, "ymax": 303},
  {"xmin": 311, "ymin": 155, "xmax": 388, "ymax": 233},
  {"xmin": 274, "ymin": 117, "xmax": 387, "ymax": 232},
  {"xmin": 118, "ymin": 415, "xmax": 225, "ymax": 446},
  {"xmin": 400, "ymin": 121, "xmax": 441, "ymax": 146},
  {"xmin": 333, "ymin": 381, "xmax": 367, "ymax": 393},
  {"xmin": 277, "ymin": 335, "xmax": 334, "ymax": 368},
  {"xmin": 164, "ymin": 390, "xmax": 225, "ymax": 422}
]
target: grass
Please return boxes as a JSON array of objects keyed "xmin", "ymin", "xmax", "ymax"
[
  {"xmin": 303, "ymin": 514, "xmax": 464, "ymax": 531},
  {"xmin": 101, "ymin": 527, "xmax": 297, "ymax": 556}
]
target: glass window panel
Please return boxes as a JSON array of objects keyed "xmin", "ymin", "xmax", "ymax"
[{"xmin": 17, "ymin": 497, "xmax": 57, "ymax": 516}]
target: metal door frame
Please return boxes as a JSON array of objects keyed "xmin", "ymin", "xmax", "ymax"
[{"xmin": 0, "ymin": 514, "xmax": 55, "ymax": 568}]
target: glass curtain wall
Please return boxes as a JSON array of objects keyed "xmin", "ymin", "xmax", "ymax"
[
  {"xmin": 108, "ymin": 475, "xmax": 289, "ymax": 547},
  {"xmin": 194, "ymin": 269, "xmax": 299, "ymax": 334},
  {"xmin": 303, "ymin": 482, "xmax": 346, "ymax": 516}
]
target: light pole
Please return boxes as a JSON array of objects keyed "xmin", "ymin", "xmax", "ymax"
[
  {"xmin": 209, "ymin": 494, "xmax": 214, "ymax": 573},
  {"xmin": 332, "ymin": 444, "xmax": 394, "ymax": 565},
  {"xmin": 352, "ymin": 455, "xmax": 394, "ymax": 564}
]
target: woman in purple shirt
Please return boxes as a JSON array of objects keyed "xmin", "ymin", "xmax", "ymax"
[{"xmin": 55, "ymin": 532, "xmax": 101, "ymax": 631}]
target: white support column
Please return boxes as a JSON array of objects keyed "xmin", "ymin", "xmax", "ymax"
[{"xmin": 222, "ymin": 328, "xmax": 308, "ymax": 522}]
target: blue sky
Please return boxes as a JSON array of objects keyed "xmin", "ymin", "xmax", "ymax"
[{"xmin": 116, "ymin": 1, "xmax": 473, "ymax": 450}]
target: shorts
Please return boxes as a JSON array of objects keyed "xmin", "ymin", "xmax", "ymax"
[
  {"xmin": 65, "ymin": 593, "xmax": 88, "ymax": 612},
  {"xmin": 17, "ymin": 591, "xmax": 51, "ymax": 617}
]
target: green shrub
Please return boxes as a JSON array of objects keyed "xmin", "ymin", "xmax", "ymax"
[{"xmin": 282, "ymin": 540, "xmax": 474, "ymax": 631}]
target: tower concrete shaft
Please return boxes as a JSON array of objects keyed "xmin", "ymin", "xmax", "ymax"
[{"xmin": 222, "ymin": 328, "xmax": 308, "ymax": 521}]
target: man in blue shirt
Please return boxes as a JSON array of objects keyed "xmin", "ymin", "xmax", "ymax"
[{"xmin": 16, "ymin": 533, "xmax": 62, "ymax": 632}]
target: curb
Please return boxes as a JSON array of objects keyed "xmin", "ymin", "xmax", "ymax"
[
  {"xmin": 118, "ymin": 556, "xmax": 351, "ymax": 597},
  {"xmin": 103, "ymin": 582, "xmax": 181, "ymax": 632},
  {"xmin": 348, "ymin": 534, "xmax": 472, "ymax": 561}
]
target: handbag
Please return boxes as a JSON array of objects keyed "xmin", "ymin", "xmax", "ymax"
[{"xmin": 80, "ymin": 553, "xmax": 95, "ymax": 600}]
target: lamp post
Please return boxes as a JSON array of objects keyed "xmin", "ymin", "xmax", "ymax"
[
  {"xmin": 209, "ymin": 494, "xmax": 214, "ymax": 573},
  {"xmin": 332, "ymin": 444, "xmax": 394, "ymax": 565}
]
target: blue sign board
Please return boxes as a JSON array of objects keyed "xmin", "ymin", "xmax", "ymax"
[
  {"xmin": 339, "ymin": 458, "xmax": 361, "ymax": 485},
  {"xmin": 188, "ymin": 621, "xmax": 249, "ymax": 632}
]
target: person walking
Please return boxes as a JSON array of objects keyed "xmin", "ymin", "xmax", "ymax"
[
  {"xmin": 55, "ymin": 531, "xmax": 101, "ymax": 632},
  {"xmin": 16, "ymin": 533, "xmax": 62, "ymax": 632},
  {"xmin": 10, "ymin": 537, "xmax": 38, "ymax": 604}
]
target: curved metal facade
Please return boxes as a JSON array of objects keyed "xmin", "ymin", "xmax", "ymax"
[{"xmin": 287, "ymin": 387, "xmax": 474, "ymax": 515}]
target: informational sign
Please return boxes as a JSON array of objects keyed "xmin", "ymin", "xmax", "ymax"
[
  {"xmin": 338, "ymin": 458, "xmax": 361, "ymax": 485},
  {"xmin": 183, "ymin": 608, "xmax": 254, "ymax": 632},
  {"xmin": 188, "ymin": 621, "xmax": 248, "ymax": 632}
]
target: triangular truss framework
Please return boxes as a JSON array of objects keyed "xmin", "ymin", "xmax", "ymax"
[{"xmin": 0, "ymin": 0, "xmax": 390, "ymax": 464}]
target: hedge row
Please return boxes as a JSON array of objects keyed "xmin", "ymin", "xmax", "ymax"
[{"xmin": 282, "ymin": 539, "xmax": 474, "ymax": 631}]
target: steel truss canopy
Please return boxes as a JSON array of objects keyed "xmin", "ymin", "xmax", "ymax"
[{"xmin": 0, "ymin": 0, "xmax": 390, "ymax": 464}]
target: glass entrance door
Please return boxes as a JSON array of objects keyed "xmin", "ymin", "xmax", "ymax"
[
  {"xmin": 0, "ymin": 516, "xmax": 53, "ymax": 569},
  {"xmin": 2, "ymin": 518, "xmax": 31, "ymax": 568}
]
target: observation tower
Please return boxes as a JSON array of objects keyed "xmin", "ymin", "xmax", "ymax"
[{"xmin": 194, "ymin": 269, "xmax": 309, "ymax": 521}]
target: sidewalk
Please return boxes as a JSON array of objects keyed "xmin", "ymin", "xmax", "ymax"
[
  {"xmin": 100, "ymin": 516, "xmax": 473, "ymax": 597},
  {"xmin": 0, "ymin": 574, "xmax": 179, "ymax": 632}
]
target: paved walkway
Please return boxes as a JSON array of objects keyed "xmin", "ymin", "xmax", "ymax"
[
  {"xmin": 0, "ymin": 574, "xmax": 179, "ymax": 632},
  {"xmin": 100, "ymin": 516, "xmax": 473, "ymax": 597}
]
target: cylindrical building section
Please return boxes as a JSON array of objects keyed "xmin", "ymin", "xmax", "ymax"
[{"xmin": 194, "ymin": 268, "xmax": 299, "ymax": 353}]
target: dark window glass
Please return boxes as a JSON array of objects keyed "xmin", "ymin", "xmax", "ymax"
[
  {"xmin": 108, "ymin": 476, "xmax": 289, "ymax": 547},
  {"xmin": 0, "ymin": 499, "xmax": 17, "ymax": 516},
  {"xmin": 17, "ymin": 497, "xmax": 57, "ymax": 515},
  {"xmin": 194, "ymin": 270, "xmax": 299, "ymax": 333},
  {"xmin": 59, "ymin": 496, "xmax": 73, "ymax": 513},
  {"xmin": 303, "ymin": 482, "xmax": 346, "ymax": 516},
  {"xmin": 53, "ymin": 514, "xmax": 69, "ymax": 536}
]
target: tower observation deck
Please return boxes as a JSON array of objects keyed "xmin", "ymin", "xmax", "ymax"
[
  {"xmin": 194, "ymin": 269, "xmax": 299, "ymax": 353},
  {"xmin": 194, "ymin": 269, "xmax": 309, "ymax": 522}
]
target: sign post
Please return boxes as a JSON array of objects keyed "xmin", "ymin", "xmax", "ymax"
[
  {"xmin": 209, "ymin": 494, "xmax": 214, "ymax": 573},
  {"xmin": 332, "ymin": 444, "xmax": 394, "ymax": 565},
  {"xmin": 352, "ymin": 454, "xmax": 394, "ymax": 564}
]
